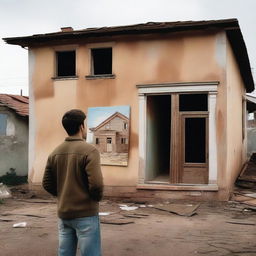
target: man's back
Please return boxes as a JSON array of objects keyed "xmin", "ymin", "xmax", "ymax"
[{"xmin": 43, "ymin": 136, "xmax": 103, "ymax": 219}]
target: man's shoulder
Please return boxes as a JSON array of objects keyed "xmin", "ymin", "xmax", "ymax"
[
  {"xmin": 50, "ymin": 140, "xmax": 97, "ymax": 157},
  {"xmin": 76, "ymin": 141, "xmax": 97, "ymax": 153}
]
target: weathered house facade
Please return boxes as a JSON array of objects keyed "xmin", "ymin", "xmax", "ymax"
[
  {"xmin": 90, "ymin": 112, "xmax": 129, "ymax": 153},
  {"xmin": 0, "ymin": 94, "xmax": 29, "ymax": 177},
  {"xmin": 4, "ymin": 19, "xmax": 254, "ymax": 200}
]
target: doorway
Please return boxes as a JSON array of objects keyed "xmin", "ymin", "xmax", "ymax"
[
  {"xmin": 145, "ymin": 93, "xmax": 208, "ymax": 184},
  {"xmin": 146, "ymin": 95, "xmax": 171, "ymax": 183}
]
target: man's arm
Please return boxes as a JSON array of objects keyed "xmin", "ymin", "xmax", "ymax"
[
  {"xmin": 42, "ymin": 156, "xmax": 57, "ymax": 196},
  {"xmin": 85, "ymin": 149, "xmax": 104, "ymax": 201}
]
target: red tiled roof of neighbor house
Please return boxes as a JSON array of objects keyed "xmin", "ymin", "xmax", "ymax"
[
  {"xmin": 0, "ymin": 94, "xmax": 29, "ymax": 117},
  {"xmin": 3, "ymin": 18, "xmax": 254, "ymax": 92}
]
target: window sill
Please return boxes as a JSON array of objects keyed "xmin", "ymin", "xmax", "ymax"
[
  {"xmin": 52, "ymin": 76, "xmax": 78, "ymax": 81},
  {"xmin": 85, "ymin": 74, "xmax": 115, "ymax": 80}
]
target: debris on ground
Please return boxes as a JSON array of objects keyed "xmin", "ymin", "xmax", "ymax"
[
  {"xmin": 226, "ymin": 221, "xmax": 256, "ymax": 226},
  {"xmin": 0, "ymin": 219, "xmax": 14, "ymax": 222},
  {"xmin": 99, "ymin": 212, "xmax": 113, "ymax": 216},
  {"xmin": 13, "ymin": 222, "xmax": 27, "ymax": 228},
  {"xmin": 100, "ymin": 214, "xmax": 135, "ymax": 225},
  {"xmin": 1, "ymin": 213, "xmax": 45, "ymax": 218},
  {"xmin": 153, "ymin": 203, "xmax": 200, "ymax": 217},
  {"xmin": 122, "ymin": 213, "xmax": 149, "ymax": 219},
  {"xmin": 119, "ymin": 204, "xmax": 138, "ymax": 211},
  {"xmin": 236, "ymin": 153, "xmax": 256, "ymax": 189},
  {"xmin": 0, "ymin": 183, "xmax": 11, "ymax": 199}
]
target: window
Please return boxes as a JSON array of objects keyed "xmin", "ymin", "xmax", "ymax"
[
  {"xmin": 107, "ymin": 137, "xmax": 112, "ymax": 144},
  {"xmin": 121, "ymin": 138, "xmax": 127, "ymax": 144},
  {"xmin": 95, "ymin": 138, "xmax": 99, "ymax": 144},
  {"xmin": 124, "ymin": 123, "xmax": 128, "ymax": 130},
  {"xmin": 91, "ymin": 48, "xmax": 112, "ymax": 75},
  {"xmin": 179, "ymin": 94, "xmax": 208, "ymax": 111},
  {"xmin": 0, "ymin": 114, "xmax": 7, "ymax": 135},
  {"xmin": 56, "ymin": 51, "xmax": 76, "ymax": 77}
]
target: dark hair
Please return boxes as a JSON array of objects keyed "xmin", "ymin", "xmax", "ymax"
[{"xmin": 62, "ymin": 109, "xmax": 86, "ymax": 136}]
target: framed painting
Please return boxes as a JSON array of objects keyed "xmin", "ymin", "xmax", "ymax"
[{"xmin": 87, "ymin": 105, "xmax": 130, "ymax": 166}]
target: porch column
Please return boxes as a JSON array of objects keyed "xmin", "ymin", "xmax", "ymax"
[
  {"xmin": 138, "ymin": 93, "xmax": 146, "ymax": 184},
  {"xmin": 208, "ymin": 91, "xmax": 218, "ymax": 184}
]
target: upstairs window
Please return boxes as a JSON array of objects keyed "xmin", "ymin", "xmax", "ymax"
[
  {"xmin": 0, "ymin": 114, "xmax": 7, "ymax": 135},
  {"xmin": 91, "ymin": 48, "xmax": 112, "ymax": 75},
  {"xmin": 56, "ymin": 51, "xmax": 76, "ymax": 77}
]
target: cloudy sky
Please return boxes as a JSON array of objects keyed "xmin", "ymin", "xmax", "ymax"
[{"xmin": 0, "ymin": 0, "xmax": 255, "ymax": 96}]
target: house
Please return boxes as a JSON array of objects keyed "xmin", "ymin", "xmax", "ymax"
[
  {"xmin": 246, "ymin": 95, "xmax": 256, "ymax": 156},
  {"xmin": 90, "ymin": 111, "xmax": 129, "ymax": 153},
  {"xmin": 0, "ymin": 94, "xmax": 29, "ymax": 177},
  {"xmin": 3, "ymin": 19, "xmax": 254, "ymax": 200}
]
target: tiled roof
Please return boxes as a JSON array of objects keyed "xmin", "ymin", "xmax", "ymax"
[{"xmin": 0, "ymin": 94, "xmax": 29, "ymax": 117}]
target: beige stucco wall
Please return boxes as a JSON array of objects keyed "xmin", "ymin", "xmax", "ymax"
[
  {"xmin": 225, "ymin": 40, "xmax": 247, "ymax": 194},
  {"xmin": 28, "ymin": 30, "xmax": 242, "ymax": 199}
]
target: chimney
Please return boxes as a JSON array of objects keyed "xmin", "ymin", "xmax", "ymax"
[{"xmin": 61, "ymin": 27, "xmax": 74, "ymax": 32}]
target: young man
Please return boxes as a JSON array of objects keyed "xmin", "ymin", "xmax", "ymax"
[{"xmin": 43, "ymin": 109, "xmax": 103, "ymax": 256}]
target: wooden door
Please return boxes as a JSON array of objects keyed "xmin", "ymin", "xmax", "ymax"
[
  {"xmin": 180, "ymin": 113, "xmax": 208, "ymax": 184},
  {"xmin": 106, "ymin": 137, "xmax": 112, "ymax": 152}
]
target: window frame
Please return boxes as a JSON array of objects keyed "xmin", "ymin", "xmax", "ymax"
[
  {"xmin": 52, "ymin": 49, "xmax": 78, "ymax": 80},
  {"xmin": 85, "ymin": 44, "xmax": 115, "ymax": 80}
]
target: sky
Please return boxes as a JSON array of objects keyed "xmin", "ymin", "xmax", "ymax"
[
  {"xmin": 0, "ymin": 0, "xmax": 256, "ymax": 96},
  {"xmin": 86, "ymin": 105, "xmax": 130, "ymax": 143}
]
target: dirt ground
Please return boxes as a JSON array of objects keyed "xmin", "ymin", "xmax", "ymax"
[{"xmin": 1, "ymin": 188, "xmax": 256, "ymax": 256}]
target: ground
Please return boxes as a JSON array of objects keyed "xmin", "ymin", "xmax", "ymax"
[
  {"xmin": 1, "ymin": 187, "xmax": 256, "ymax": 256},
  {"xmin": 100, "ymin": 153, "xmax": 128, "ymax": 166}
]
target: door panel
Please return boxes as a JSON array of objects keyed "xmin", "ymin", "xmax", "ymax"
[{"xmin": 181, "ymin": 114, "xmax": 208, "ymax": 184}]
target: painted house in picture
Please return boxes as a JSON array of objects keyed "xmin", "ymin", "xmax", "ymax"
[
  {"xmin": 0, "ymin": 94, "xmax": 29, "ymax": 177},
  {"xmin": 87, "ymin": 106, "xmax": 130, "ymax": 166},
  {"xmin": 4, "ymin": 19, "xmax": 254, "ymax": 200}
]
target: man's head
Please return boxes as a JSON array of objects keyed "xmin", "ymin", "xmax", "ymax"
[{"xmin": 62, "ymin": 109, "xmax": 86, "ymax": 137}]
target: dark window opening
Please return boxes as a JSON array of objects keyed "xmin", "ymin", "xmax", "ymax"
[
  {"xmin": 0, "ymin": 113, "xmax": 7, "ymax": 135},
  {"xmin": 179, "ymin": 94, "xmax": 208, "ymax": 111},
  {"xmin": 92, "ymin": 48, "xmax": 112, "ymax": 75},
  {"xmin": 124, "ymin": 123, "xmax": 128, "ymax": 130},
  {"xmin": 56, "ymin": 51, "xmax": 76, "ymax": 77},
  {"xmin": 185, "ymin": 118, "xmax": 206, "ymax": 163},
  {"xmin": 121, "ymin": 138, "xmax": 126, "ymax": 144},
  {"xmin": 107, "ymin": 137, "xmax": 112, "ymax": 144},
  {"xmin": 95, "ymin": 138, "xmax": 99, "ymax": 144}
]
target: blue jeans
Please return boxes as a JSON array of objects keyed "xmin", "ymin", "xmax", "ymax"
[{"xmin": 58, "ymin": 215, "xmax": 101, "ymax": 256}]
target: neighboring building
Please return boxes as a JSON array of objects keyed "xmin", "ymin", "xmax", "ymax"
[
  {"xmin": 4, "ymin": 19, "xmax": 254, "ymax": 200},
  {"xmin": 90, "ymin": 112, "xmax": 129, "ymax": 153},
  {"xmin": 246, "ymin": 95, "xmax": 256, "ymax": 128},
  {"xmin": 0, "ymin": 94, "xmax": 29, "ymax": 177},
  {"xmin": 246, "ymin": 95, "xmax": 256, "ymax": 156}
]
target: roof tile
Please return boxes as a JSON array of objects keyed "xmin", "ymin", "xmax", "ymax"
[{"xmin": 0, "ymin": 94, "xmax": 29, "ymax": 117}]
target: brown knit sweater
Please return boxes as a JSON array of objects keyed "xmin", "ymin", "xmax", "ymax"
[{"xmin": 42, "ymin": 136, "xmax": 103, "ymax": 219}]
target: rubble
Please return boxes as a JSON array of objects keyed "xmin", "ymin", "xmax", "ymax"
[
  {"xmin": 153, "ymin": 203, "xmax": 200, "ymax": 217},
  {"xmin": 0, "ymin": 183, "xmax": 11, "ymax": 199}
]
